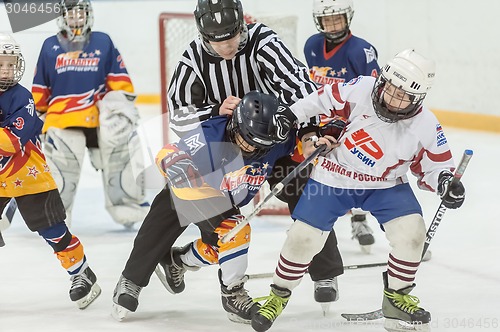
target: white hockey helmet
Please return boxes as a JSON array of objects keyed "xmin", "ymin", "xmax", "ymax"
[
  {"xmin": 313, "ymin": 0, "xmax": 354, "ymax": 42},
  {"xmin": 372, "ymin": 49, "xmax": 436, "ymax": 122},
  {"xmin": 57, "ymin": 0, "xmax": 94, "ymax": 43},
  {"xmin": 0, "ymin": 33, "xmax": 25, "ymax": 92}
]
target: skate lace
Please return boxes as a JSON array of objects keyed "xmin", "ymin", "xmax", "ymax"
[
  {"xmin": 315, "ymin": 278, "xmax": 335, "ymax": 289},
  {"xmin": 253, "ymin": 293, "xmax": 288, "ymax": 321},
  {"xmin": 384, "ymin": 290, "xmax": 421, "ymax": 314},
  {"xmin": 222, "ymin": 287, "xmax": 255, "ymax": 311},
  {"xmin": 352, "ymin": 221, "xmax": 373, "ymax": 237},
  {"xmin": 120, "ymin": 276, "xmax": 141, "ymax": 298},
  {"xmin": 70, "ymin": 273, "xmax": 90, "ymax": 291}
]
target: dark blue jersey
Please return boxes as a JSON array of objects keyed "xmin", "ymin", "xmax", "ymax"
[
  {"xmin": 176, "ymin": 116, "xmax": 295, "ymax": 207},
  {"xmin": 304, "ymin": 33, "xmax": 380, "ymax": 85}
]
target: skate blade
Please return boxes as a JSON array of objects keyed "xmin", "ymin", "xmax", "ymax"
[
  {"xmin": 111, "ymin": 302, "xmax": 131, "ymax": 321},
  {"xmin": 360, "ymin": 244, "xmax": 372, "ymax": 254},
  {"xmin": 384, "ymin": 318, "xmax": 430, "ymax": 332},
  {"xmin": 320, "ymin": 302, "xmax": 331, "ymax": 316},
  {"xmin": 76, "ymin": 283, "xmax": 101, "ymax": 309},
  {"xmin": 227, "ymin": 312, "xmax": 251, "ymax": 324}
]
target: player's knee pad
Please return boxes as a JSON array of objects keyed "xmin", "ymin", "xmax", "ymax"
[
  {"xmin": 383, "ymin": 213, "xmax": 426, "ymax": 257},
  {"xmin": 281, "ymin": 220, "xmax": 329, "ymax": 264},
  {"xmin": 43, "ymin": 128, "xmax": 86, "ymax": 212},
  {"xmin": 214, "ymin": 215, "xmax": 251, "ymax": 285},
  {"xmin": 37, "ymin": 222, "xmax": 87, "ymax": 274}
]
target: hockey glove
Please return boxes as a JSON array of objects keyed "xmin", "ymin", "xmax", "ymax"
[
  {"xmin": 156, "ymin": 144, "xmax": 203, "ymax": 189},
  {"xmin": 437, "ymin": 170, "xmax": 465, "ymax": 209},
  {"xmin": 319, "ymin": 116, "xmax": 348, "ymax": 140},
  {"xmin": 271, "ymin": 105, "xmax": 296, "ymax": 143}
]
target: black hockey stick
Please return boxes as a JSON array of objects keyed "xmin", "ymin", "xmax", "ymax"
[
  {"xmin": 220, "ymin": 144, "xmax": 327, "ymax": 244},
  {"xmin": 248, "ymin": 261, "xmax": 388, "ymax": 280},
  {"xmin": 341, "ymin": 149, "xmax": 473, "ymax": 321},
  {"xmin": 0, "ymin": 198, "xmax": 17, "ymax": 230}
]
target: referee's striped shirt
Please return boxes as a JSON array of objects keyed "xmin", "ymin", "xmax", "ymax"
[{"xmin": 168, "ymin": 23, "xmax": 317, "ymax": 137}]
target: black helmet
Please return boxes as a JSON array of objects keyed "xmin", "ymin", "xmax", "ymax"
[
  {"xmin": 194, "ymin": 0, "xmax": 244, "ymax": 42},
  {"xmin": 227, "ymin": 91, "xmax": 285, "ymax": 158}
]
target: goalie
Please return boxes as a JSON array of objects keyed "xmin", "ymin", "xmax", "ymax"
[{"xmin": 31, "ymin": 0, "xmax": 149, "ymax": 228}]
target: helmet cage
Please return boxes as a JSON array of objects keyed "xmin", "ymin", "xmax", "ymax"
[
  {"xmin": 195, "ymin": 0, "xmax": 244, "ymax": 42},
  {"xmin": 371, "ymin": 75, "xmax": 426, "ymax": 123},
  {"xmin": 58, "ymin": 0, "xmax": 94, "ymax": 42},
  {"xmin": 313, "ymin": 0, "xmax": 354, "ymax": 42},
  {"xmin": 0, "ymin": 37, "xmax": 25, "ymax": 92}
]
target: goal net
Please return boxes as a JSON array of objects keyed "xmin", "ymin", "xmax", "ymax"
[{"xmin": 158, "ymin": 12, "xmax": 298, "ymax": 215}]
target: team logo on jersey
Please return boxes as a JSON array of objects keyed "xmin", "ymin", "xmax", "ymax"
[
  {"xmin": 220, "ymin": 165, "xmax": 266, "ymax": 193},
  {"xmin": 344, "ymin": 129, "xmax": 383, "ymax": 167},
  {"xmin": 436, "ymin": 124, "xmax": 447, "ymax": 147},
  {"xmin": 25, "ymin": 98, "xmax": 35, "ymax": 117},
  {"xmin": 184, "ymin": 133, "xmax": 205, "ymax": 155},
  {"xmin": 310, "ymin": 66, "xmax": 346, "ymax": 85},
  {"xmin": 364, "ymin": 46, "xmax": 377, "ymax": 64},
  {"xmin": 55, "ymin": 51, "xmax": 100, "ymax": 74}
]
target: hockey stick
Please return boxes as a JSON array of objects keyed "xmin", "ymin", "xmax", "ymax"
[
  {"xmin": 341, "ymin": 149, "xmax": 473, "ymax": 321},
  {"xmin": 0, "ymin": 198, "xmax": 17, "ymax": 232},
  {"xmin": 220, "ymin": 144, "xmax": 327, "ymax": 244},
  {"xmin": 248, "ymin": 261, "xmax": 388, "ymax": 280},
  {"xmin": 0, "ymin": 231, "xmax": 5, "ymax": 247}
]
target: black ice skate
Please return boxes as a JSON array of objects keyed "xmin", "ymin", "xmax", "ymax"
[
  {"xmin": 252, "ymin": 284, "xmax": 291, "ymax": 332},
  {"xmin": 314, "ymin": 277, "xmax": 339, "ymax": 315},
  {"xmin": 156, "ymin": 244, "xmax": 199, "ymax": 294},
  {"xmin": 111, "ymin": 274, "xmax": 143, "ymax": 321},
  {"xmin": 382, "ymin": 272, "xmax": 431, "ymax": 332},
  {"xmin": 69, "ymin": 267, "xmax": 101, "ymax": 309},
  {"xmin": 219, "ymin": 270, "xmax": 260, "ymax": 324},
  {"xmin": 351, "ymin": 214, "xmax": 375, "ymax": 253}
]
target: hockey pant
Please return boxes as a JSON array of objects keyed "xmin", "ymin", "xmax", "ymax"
[
  {"xmin": 383, "ymin": 213, "xmax": 426, "ymax": 290},
  {"xmin": 0, "ymin": 190, "xmax": 87, "ymax": 276},
  {"xmin": 121, "ymin": 187, "xmax": 238, "ymax": 287},
  {"xmin": 266, "ymin": 155, "xmax": 344, "ymax": 280},
  {"xmin": 43, "ymin": 127, "xmax": 148, "ymax": 226}
]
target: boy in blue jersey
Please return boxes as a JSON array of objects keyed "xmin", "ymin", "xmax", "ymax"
[
  {"xmin": 0, "ymin": 33, "xmax": 100, "ymax": 309},
  {"xmin": 112, "ymin": 91, "xmax": 312, "ymax": 324},
  {"xmin": 305, "ymin": 0, "xmax": 380, "ymax": 256}
]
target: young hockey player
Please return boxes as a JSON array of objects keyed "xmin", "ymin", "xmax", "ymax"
[
  {"xmin": 32, "ymin": 0, "xmax": 148, "ymax": 228},
  {"xmin": 0, "ymin": 33, "xmax": 100, "ymax": 309},
  {"xmin": 112, "ymin": 91, "xmax": 304, "ymax": 323},
  {"xmin": 251, "ymin": 49, "xmax": 466, "ymax": 332},
  {"xmin": 167, "ymin": 0, "xmax": 344, "ymax": 312},
  {"xmin": 305, "ymin": 0, "xmax": 380, "ymax": 252}
]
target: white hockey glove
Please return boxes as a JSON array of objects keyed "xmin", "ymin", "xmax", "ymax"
[{"xmin": 97, "ymin": 90, "xmax": 140, "ymax": 147}]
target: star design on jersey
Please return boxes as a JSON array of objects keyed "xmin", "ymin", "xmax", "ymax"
[
  {"xmin": 13, "ymin": 178, "xmax": 23, "ymax": 187},
  {"xmin": 27, "ymin": 165, "xmax": 39, "ymax": 178},
  {"xmin": 263, "ymin": 162, "xmax": 269, "ymax": 169},
  {"xmin": 251, "ymin": 168, "xmax": 257, "ymax": 175},
  {"xmin": 340, "ymin": 67, "xmax": 348, "ymax": 75},
  {"xmin": 95, "ymin": 49, "xmax": 101, "ymax": 55},
  {"xmin": 88, "ymin": 52, "xmax": 95, "ymax": 57},
  {"xmin": 43, "ymin": 164, "xmax": 51, "ymax": 173},
  {"xmin": 1, "ymin": 182, "xmax": 7, "ymax": 189},
  {"xmin": 330, "ymin": 69, "xmax": 336, "ymax": 77}
]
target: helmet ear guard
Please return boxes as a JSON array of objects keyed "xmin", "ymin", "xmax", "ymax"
[{"xmin": 372, "ymin": 49, "xmax": 436, "ymax": 123}]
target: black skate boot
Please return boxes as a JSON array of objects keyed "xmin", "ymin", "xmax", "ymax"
[
  {"xmin": 382, "ymin": 272, "xmax": 431, "ymax": 332},
  {"xmin": 157, "ymin": 243, "xmax": 200, "ymax": 294},
  {"xmin": 252, "ymin": 284, "xmax": 291, "ymax": 332},
  {"xmin": 314, "ymin": 277, "xmax": 339, "ymax": 315},
  {"xmin": 219, "ymin": 270, "xmax": 260, "ymax": 324},
  {"xmin": 69, "ymin": 267, "xmax": 101, "ymax": 309},
  {"xmin": 351, "ymin": 214, "xmax": 375, "ymax": 253},
  {"xmin": 111, "ymin": 274, "xmax": 143, "ymax": 321}
]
